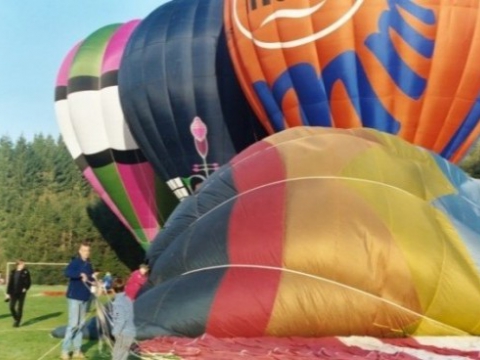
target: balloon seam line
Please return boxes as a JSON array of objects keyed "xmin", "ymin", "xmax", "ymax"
[{"xmin": 181, "ymin": 264, "xmax": 468, "ymax": 335}]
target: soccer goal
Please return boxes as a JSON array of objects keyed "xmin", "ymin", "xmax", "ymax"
[{"xmin": 5, "ymin": 261, "xmax": 68, "ymax": 287}]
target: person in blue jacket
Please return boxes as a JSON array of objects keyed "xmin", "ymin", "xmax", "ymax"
[{"xmin": 61, "ymin": 242, "xmax": 98, "ymax": 360}]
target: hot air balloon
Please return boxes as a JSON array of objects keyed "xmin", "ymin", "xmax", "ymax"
[
  {"xmin": 54, "ymin": 21, "xmax": 178, "ymax": 249},
  {"xmin": 224, "ymin": 0, "xmax": 480, "ymax": 163},
  {"xmin": 118, "ymin": 0, "xmax": 266, "ymax": 199},
  {"xmin": 55, "ymin": 41, "xmax": 133, "ymax": 238},
  {"xmin": 134, "ymin": 127, "xmax": 480, "ymax": 339}
]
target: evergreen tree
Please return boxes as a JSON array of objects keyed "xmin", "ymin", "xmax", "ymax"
[
  {"xmin": 0, "ymin": 134, "xmax": 145, "ymax": 284},
  {"xmin": 460, "ymin": 141, "xmax": 480, "ymax": 179}
]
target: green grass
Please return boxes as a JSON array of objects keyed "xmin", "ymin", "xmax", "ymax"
[{"xmin": 0, "ymin": 285, "xmax": 120, "ymax": 360}]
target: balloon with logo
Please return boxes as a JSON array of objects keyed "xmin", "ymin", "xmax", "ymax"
[
  {"xmin": 118, "ymin": 0, "xmax": 266, "ymax": 199},
  {"xmin": 54, "ymin": 21, "xmax": 178, "ymax": 249},
  {"xmin": 135, "ymin": 126, "xmax": 480, "ymax": 339},
  {"xmin": 224, "ymin": 0, "xmax": 480, "ymax": 163}
]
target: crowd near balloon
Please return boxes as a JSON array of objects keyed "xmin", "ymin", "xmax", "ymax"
[{"xmin": 54, "ymin": 0, "xmax": 480, "ymax": 339}]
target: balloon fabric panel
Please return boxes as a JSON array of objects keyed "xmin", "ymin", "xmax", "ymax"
[
  {"xmin": 224, "ymin": 0, "xmax": 480, "ymax": 162},
  {"xmin": 54, "ymin": 42, "xmax": 132, "ymax": 233},
  {"xmin": 136, "ymin": 127, "xmax": 480, "ymax": 338},
  {"xmin": 136, "ymin": 168, "xmax": 243, "ymax": 338},
  {"xmin": 206, "ymin": 141, "xmax": 286, "ymax": 337},
  {"xmin": 118, "ymin": 0, "xmax": 266, "ymax": 199},
  {"xmin": 135, "ymin": 269, "xmax": 226, "ymax": 339},
  {"xmin": 57, "ymin": 22, "xmax": 178, "ymax": 248},
  {"xmin": 100, "ymin": 21, "xmax": 179, "ymax": 242},
  {"xmin": 68, "ymin": 25, "xmax": 151, "ymax": 246}
]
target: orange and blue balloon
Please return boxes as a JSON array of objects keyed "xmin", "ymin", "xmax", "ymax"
[{"xmin": 224, "ymin": 0, "xmax": 480, "ymax": 163}]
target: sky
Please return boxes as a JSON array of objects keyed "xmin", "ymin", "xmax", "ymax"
[{"xmin": 0, "ymin": 0, "xmax": 168, "ymax": 141}]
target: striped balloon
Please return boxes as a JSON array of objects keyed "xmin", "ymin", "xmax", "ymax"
[
  {"xmin": 137, "ymin": 127, "xmax": 480, "ymax": 338},
  {"xmin": 55, "ymin": 41, "xmax": 132, "ymax": 233},
  {"xmin": 54, "ymin": 22, "xmax": 178, "ymax": 249},
  {"xmin": 224, "ymin": 0, "xmax": 480, "ymax": 163}
]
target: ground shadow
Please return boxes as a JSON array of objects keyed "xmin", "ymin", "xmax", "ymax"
[
  {"xmin": 81, "ymin": 340, "xmax": 137, "ymax": 360},
  {"xmin": 0, "ymin": 313, "xmax": 11, "ymax": 319},
  {"xmin": 82, "ymin": 340, "xmax": 111, "ymax": 359},
  {"xmin": 21, "ymin": 311, "xmax": 62, "ymax": 326}
]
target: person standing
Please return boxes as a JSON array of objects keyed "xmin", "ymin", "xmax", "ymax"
[
  {"xmin": 6, "ymin": 259, "xmax": 31, "ymax": 327},
  {"xmin": 111, "ymin": 277, "xmax": 136, "ymax": 360},
  {"xmin": 0, "ymin": 272, "xmax": 6, "ymax": 301},
  {"xmin": 125, "ymin": 263, "xmax": 149, "ymax": 300},
  {"xmin": 61, "ymin": 242, "xmax": 97, "ymax": 360},
  {"xmin": 102, "ymin": 271, "xmax": 113, "ymax": 294}
]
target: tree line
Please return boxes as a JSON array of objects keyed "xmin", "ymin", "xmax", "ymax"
[
  {"xmin": 0, "ymin": 134, "xmax": 145, "ymax": 285},
  {"xmin": 460, "ymin": 143, "xmax": 480, "ymax": 179}
]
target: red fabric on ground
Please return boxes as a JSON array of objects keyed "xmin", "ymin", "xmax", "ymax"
[{"xmin": 135, "ymin": 334, "xmax": 480, "ymax": 359}]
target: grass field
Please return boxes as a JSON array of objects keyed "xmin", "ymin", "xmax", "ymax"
[{"xmin": 0, "ymin": 285, "xmax": 120, "ymax": 360}]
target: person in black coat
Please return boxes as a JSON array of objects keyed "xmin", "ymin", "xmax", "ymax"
[{"xmin": 6, "ymin": 259, "xmax": 31, "ymax": 327}]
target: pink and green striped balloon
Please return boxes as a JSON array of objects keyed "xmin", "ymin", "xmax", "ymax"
[{"xmin": 54, "ymin": 21, "xmax": 178, "ymax": 249}]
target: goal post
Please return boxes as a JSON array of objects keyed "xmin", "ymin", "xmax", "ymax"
[{"xmin": 5, "ymin": 261, "xmax": 68, "ymax": 287}]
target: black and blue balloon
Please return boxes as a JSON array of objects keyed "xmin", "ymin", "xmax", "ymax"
[{"xmin": 118, "ymin": 0, "xmax": 266, "ymax": 199}]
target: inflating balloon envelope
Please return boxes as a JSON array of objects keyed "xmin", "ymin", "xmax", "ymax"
[
  {"xmin": 224, "ymin": 0, "xmax": 480, "ymax": 163},
  {"xmin": 135, "ymin": 127, "xmax": 480, "ymax": 339},
  {"xmin": 118, "ymin": 0, "xmax": 266, "ymax": 199},
  {"xmin": 54, "ymin": 21, "xmax": 178, "ymax": 249}
]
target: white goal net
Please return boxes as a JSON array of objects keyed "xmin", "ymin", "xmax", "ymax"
[{"xmin": 4, "ymin": 261, "xmax": 68, "ymax": 287}]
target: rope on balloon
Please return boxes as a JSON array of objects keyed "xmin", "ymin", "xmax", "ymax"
[
  {"xmin": 89, "ymin": 281, "xmax": 178, "ymax": 360},
  {"xmin": 30, "ymin": 272, "xmax": 170, "ymax": 359},
  {"xmin": 198, "ymin": 128, "xmax": 480, "ymax": 212},
  {"xmin": 179, "ymin": 263, "xmax": 470, "ymax": 336},
  {"xmin": 36, "ymin": 278, "xmax": 113, "ymax": 360},
  {"xmin": 129, "ymin": 261, "xmax": 473, "ymax": 358},
  {"xmin": 191, "ymin": 175, "xmax": 436, "ymax": 227}
]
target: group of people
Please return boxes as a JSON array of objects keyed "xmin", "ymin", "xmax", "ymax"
[
  {"xmin": 61, "ymin": 241, "xmax": 149, "ymax": 360},
  {"xmin": 2, "ymin": 242, "xmax": 150, "ymax": 360}
]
